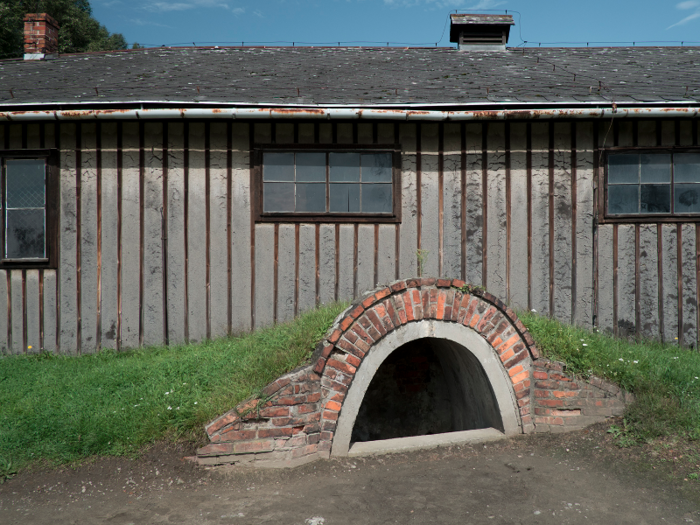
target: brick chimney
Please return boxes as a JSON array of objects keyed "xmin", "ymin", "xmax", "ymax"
[{"xmin": 23, "ymin": 13, "xmax": 60, "ymax": 60}]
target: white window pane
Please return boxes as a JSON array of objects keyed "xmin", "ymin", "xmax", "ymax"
[
  {"xmin": 296, "ymin": 153, "xmax": 326, "ymax": 182},
  {"xmin": 296, "ymin": 183, "xmax": 326, "ymax": 212},
  {"xmin": 6, "ymin": 209, "xmax": 45, "ymax": 259},
  {"xmin": 330, "ymin": 153, "xmax": 360, "ymax": 182},
  {"xmin": 674, "ymin": 153, "xmax": 700, "ymax": 183},
  {"xmin": 608, "ymin": 154, "xmax": 639, "ymax": 184},
  {"xmin": 6, "ymin": 159, "xmax": 45, "ymax": 209},
  {"xmin": 330, "ymin": 183, "xmax": 360, "ymax": 212},
  {"xmin": 263, "ymin": 182, "xmax": 294, "ymax": 212},
  {"xmin": 361, "ymin": 153, "xmax": 392, "ymax": 183},
  {"xmin": 640, "ymin": 153, "xmax": 671, "ymax": 183},
  {"xmin": 263, "ymin": 152, "xmax": 294, "ymax": 181}
]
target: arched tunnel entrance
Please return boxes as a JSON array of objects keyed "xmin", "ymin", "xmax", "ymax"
[{"xmin": 351, "ymin": 337, "xmax": 504, "ymax": 444}]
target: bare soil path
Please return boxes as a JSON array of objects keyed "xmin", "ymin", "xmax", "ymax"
[{"xmin": 1, "ymin": 423, "xmax": 698, "ymax": 524}]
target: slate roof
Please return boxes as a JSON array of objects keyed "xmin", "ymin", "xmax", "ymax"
[{"xmin": 1, "ymin": 45, "xmax": 699, "ymax": 110}]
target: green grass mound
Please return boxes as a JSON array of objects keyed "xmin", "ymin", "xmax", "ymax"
[
  {"xmin": 520, "ymin": 311, "xmax": 700, "ymax": 442},
  {"xmin": 0, "ymin": 302, "xmax": 347, "ymax": 477}
]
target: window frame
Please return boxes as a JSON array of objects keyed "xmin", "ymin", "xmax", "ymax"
[
  {"xmin": 0, "ymin": 149, "xmax": 58, "ymax": 269},
  {"xmin": 599, "ymin": 147, "xmax": 700, "ymax": 224},
  {"xmin": 253, "ymin": 144, "xmax": 402, "ymax": 224}
]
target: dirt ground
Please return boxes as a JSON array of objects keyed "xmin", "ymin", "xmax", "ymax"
[{"xmin": 1, "ymin": 422, "xmax": 699, "ymax": 525}]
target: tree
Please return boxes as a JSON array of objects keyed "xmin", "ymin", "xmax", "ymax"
[{"xmin": 0, "ymin": 0, "xmax": 127, "ymax": 59}]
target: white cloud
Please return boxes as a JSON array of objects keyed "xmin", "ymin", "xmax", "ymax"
[
  {"xmin": 667, "ymin": 1, "xmax": 700, "ymax": 28},
  {"xmin": 143, "ymin": 0, "xmax": 242, "ymax": 12}
]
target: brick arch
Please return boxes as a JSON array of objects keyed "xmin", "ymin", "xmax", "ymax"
[
  {"xmin": 197, "ymin": 277, "xmax": 544, "ymax": 467},
  {"xmin": 313, "ymin": 278, "xmax": 539, "ymax": 457}
]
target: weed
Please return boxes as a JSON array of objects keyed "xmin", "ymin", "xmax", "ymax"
[{"xmin": 416, "ymin": 249, "xmax": 429, "ymax": 277}]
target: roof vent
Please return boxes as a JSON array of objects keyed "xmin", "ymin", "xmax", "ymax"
[
  {"xmin": 23, "ymin": 13, "xmax": 60, "ymax": 60},
  {"xmin": 449, "ymin": 14, "xmax": 514, "ymax": 51}
]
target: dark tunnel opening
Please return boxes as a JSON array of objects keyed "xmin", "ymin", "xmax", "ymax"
[{"xmin": 351, "ymin": 337, "xmax": 504, "ymax": 443}]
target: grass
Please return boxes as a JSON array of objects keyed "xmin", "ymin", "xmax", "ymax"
[
  {"xmin": 520, "ymin": 311, "xmax": 700, "ymax": 443},
  {"xmin": 0, "ymin": 302, "xmax": 347, "ymax": 480}
]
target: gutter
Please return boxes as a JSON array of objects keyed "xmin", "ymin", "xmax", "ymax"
[{"xmin": 0, "ymin": 106, "xmax": 698, "ymax": 122}]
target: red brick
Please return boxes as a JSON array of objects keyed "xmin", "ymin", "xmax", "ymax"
[
  {"xmin": 328, "ymin": 329, "xmax": 342, "ymax": 344},
  {"xmin": 462, "ymin": 296, "xmax": 478, "ymax": 326},
  {"xmin": 322, "ymin": 410, "xmax": 339, "ymax": 421},
  {"xmin": 233, "ymin": 440, "xmax": 274, "ymax": 454},
  {"xmin": 276, "ymin": 396, "xmax": 307, "ymax": 406},
  {"xmin": 329, "ymin": 392, "xmax": 345, "ymax": 403},
  {"xmin": 385, "ymin": 299, "xmax": 401, "ymax": 327},
  {"xmin": 535, "ymin": 389, "xmax": 550, "ymax": 398},
  {"xmin": 325, "ymin": 400, "xmax": 342, "ymax": 412},
  {"xmin": 320, "ymin": 431, "xmax": 334, "ymax": 441},
  {"xmin": 452, "ymin": 279, "xmax": 466, "ymax": 289},
  {"xmin": 394, "ymin": 295, "xmax": 408, "ymax": 324},
  {"xmin": 516, "ymin": 388, "xmax": 530, "ymax": 400},
  {"xmin": 504, "ymin": 350, "xmax": 528, "ymax": 370},
  {"xmin": 351, "ymin": 323, "xmax": 373, "ymax": 344},
  {"xmin": 217, "ymin": 429, "xmax": 256, "ymax": 441},
  {"xmin": 354, "ymin": 339, "xmax": 370, "ymax": 354},
  {"xmin": 533, "ymin": 370, "xmax": 548, "ymax": 380},
  {"xmin": 450, "ymin": 292, "xmax": 462, "ymax": 322},
  {"xmin": 346, "ymin": 353, "xmax": 361, "ymax": 368},
  {"xmin": 476, "ymin": 306, "xmax": 497, "ymax": 332},
  {"xmin": 436, "ymin": 278, "xmax": 451, "ymax": 288},
  {"xmin": 339, "ymin": 316, "xmax": 353, "ymax": 331},
  {"xmin": 402, "ymin": 292, "xmax": 415, "ymax": 321},
  {"xmin": 327, "ymin": 357, "xmax": 357, "ymax": 375},
  {"xmin": 508, "ymin": 364, "xmax": 524, "ymax": 377},
  {"xmin": 436, "ymin": 291, "xmax": 447, "ymax": 319},
  {"xmin": 296, "ymin": 403, "xmax": 318, "ymax": 415},
  {"xmin": 552, "ymin": 390, "xmax": 578, "ymax": 398},
  {"xmin": 198, "ymin": 443, "xmax": 235, "ymax": 456},
  {"xmin": 538, "ymin": 399, "xmax": 564, "ymax": 407},
  {"xmin": 366, "ymin": 310, "xmax": 387, "ymax": 337},
  {"xmin": 405, "ymin": 278, "xmax": 421, "ymax": 288},
  {"xmin": 337, "ymin": 337, "xmax": 360, "ymax": 356},
  {"xmin": 344, "ymin": 330, "xmax": 358, "ymax": 344},
  {"xmin": 391, "ymin": 280, "xmax": 407, "ymax": 292},
  {"xmin": 324, "ymin": 367, "xmax": 352, "ymax": 385},
  {"xmin": 206, "ymin": 413, "xmax": 238, "ymax": 435},
  {"xmin": 349, "ymin": 304, "xmax": 365, "ymax": 319},
  {"xmin": 259, "ymin": 406, "xmax": 290, "ymax": 418},
  {"xmin": 551, "ymin": 409, "xmax": 581, "ymax": 417},
  {"xmin": 511, "ymin": 370, "xmax": 529, "ymax": 384},
  {"xmin": 360, "ymin": 294, "xmax": 375, "ymax": 308},
  {"xmin": 306, "ymin": 392, "xmax": 321, "ymax": 403},
  {"xmin": 258, "ymin": 427, "xmax": 294, "ymax": 438},
  {"xmin": 313, "ymin": 357, "xmax": 326, "ymax": 374}
]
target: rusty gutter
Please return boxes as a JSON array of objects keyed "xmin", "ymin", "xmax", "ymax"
[{"xmin": 0, "ymin": 107, "xmax": 698, "ymax": 122}]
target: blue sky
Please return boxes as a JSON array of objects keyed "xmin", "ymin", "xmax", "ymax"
[{"xmin": 92, "ymin": 0, "xmax": 700, "ymax": 48}]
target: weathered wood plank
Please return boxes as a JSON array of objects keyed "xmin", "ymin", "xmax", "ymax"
[
  {"xmin": 230, "ymin": 124, "xmax": 252, "ymax": 333},
  {"xmin": 509, "ymin": 122, "xmax": 528, "ymax": 310},
  {"xmin": 80, "ymin": 124, "xmax": 99, "ymax": 352},
  {"xmin": 465, "ymin": 123, "xmax": 483, "ymax": 286},
  {"xmin": 357, "ymin": 225, "xmax": 375, "ymax": 295},
  {"xmin": 486, "ymin": 123, "xmax": 507, "ymax": 300},
  {"xmin": 298, "ymin": 225, "xmax": 316, "ymax": 312},
  {"xmin": 209, "ymin": 123, "xmax": 229, "ymax": 338},
  {"xmin": 59, "ymin": 123, "xmax": 79, "ymax": 354},
  {"xmin": 43, "ymin": 270, "xmax": 57, "ymax": 352},
  {"xmin": 187, "ymin": 123, "xmax": 207, "ymax": 342},
  {"xmin": 0, "ymin": 271, "xmax": 7, "ymax": 353},
  {"xmin": 100, "ymin": 123, "xmax": 119, "ymax": 349},
  {"xmin": 399, "ymin": 123, "xmax": 418, "ymax": 279},
  {"xmin": 10, "ymin": 272, "xmax": 23, "ymax": 354},
  {"xmin": 420, "ymin": 124, "xmax": 440, "ymax": 278},
  {"xmin": 639, "ymin": 225, "xmax": 659, "ymax": 340},
  {"xmin": 597, "ymin": 225, "xmax": 615, "ymax": 334},
  {"xmin": 166, "ymin": 123, "xmax": 186, "ymax": 343},
  {"xmin": 338, "ymin": 225, "xmax": 354, "ymax": 302},
  {"xmin": 254, "ymin": 224, "xmax": 275, "ymax": 328},
  {"xmin": 377, "ymin": 225, "xmax": 396, "ymax": 285},
  {"xmin": 617, "ymin": 224, "xmax": 636, "ymax": 338},
  {"xmin": 26, "ymin": 270, "xmax": 40, "ymax": 354},
  {"xmin": 319, "ymin": 224, "xmax": 336, "ymax": 305},
  {"xmin": 661, "ymin": 225, "xmax": 678, "ymax": 343},
  {"xmin": 277, "ymin": 224, "xmax": 296, "ymax": 323},
  {"xmin": 142, "ymin": 123, "xmax": 165, "ymax": 347},
  {"xmin": 553, "ymin": 123, "xmax": 572, "ymax": 323},
  {"xmin": 575, "ymin": 122, "xmax": 594, "ymax": 328},
  {"xmin": 530, "ymin": 123, "xmax": 550, "ymax": 315},
  {"xmin": 681, "ymin": 225, "xmax": 698, "ymax": 347}
]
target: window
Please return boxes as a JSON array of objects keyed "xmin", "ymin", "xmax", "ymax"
[
  {"xmin": 604, "ymin": 150, "xmax": 700, "ymax": 222},
  {"xmin": 254, "ymin": 147, "xmax": 401, "ymax": 223},
  {"xmin": 0, "ymin": 151, "xmax": 57, "ymax": 267}
]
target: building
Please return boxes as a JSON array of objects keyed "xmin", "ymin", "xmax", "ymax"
[{"xmin": 1, "ymin": 13, "xmax": 699, "ymax": 357}]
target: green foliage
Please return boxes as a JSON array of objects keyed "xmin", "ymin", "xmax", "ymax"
[
  {"xmin": 520, "ymin": 311, "xmax": 700, "ymax": 442},
  {"xmin": 0, "ymin": 302, "xmax": 346, "ymax": 472},
  {"xmin": 0, "ymin": 0, "xmax": 127, "ymax": 59}
]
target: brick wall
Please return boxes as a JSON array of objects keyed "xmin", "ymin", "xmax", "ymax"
[{"xmin": 532, "ymin": 359, "xmax": 632, "ymax": 433}]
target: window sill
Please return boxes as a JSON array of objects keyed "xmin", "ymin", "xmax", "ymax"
[{"xmin": 256, "ymin": 214, "xmax": 400, "ymax": 224}]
